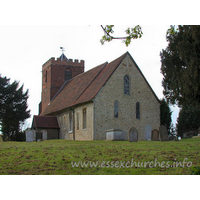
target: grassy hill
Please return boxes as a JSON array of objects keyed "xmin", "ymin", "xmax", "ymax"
[{"xmin": 0, "ymin": 138, "xmax": 199, "ymax": 175}]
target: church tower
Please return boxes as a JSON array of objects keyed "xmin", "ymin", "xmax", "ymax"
[{"xmin": 39, "ymin": 53, "xmax": 84, "ymax": 114}]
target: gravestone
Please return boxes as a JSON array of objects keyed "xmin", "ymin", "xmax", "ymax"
[
  {"xmin": 159, "ymin": 125, "xmax": 169, "ymax": 141},
  {"xmin": 129, "ymin": 127, "xmax": 138, "ymax": 142},
  {"xmin": 25, "ymin": 129, "xmax": 33, "ymax": 142},
  {"xmin": 145, "ymin": 124, "xmax": 152, "ymax": 140},
  {"xmin": 151, "ymin": 129, "xmax": 159, "ymax": 141},
  {"xmin": 42, "ymin": 130, "xmax": 47, "ymax": 140},
  {"xmin": 25, "ymin": 129, "xmax": 36, "ymax": 142},
  {"xmin": 106, "ymin": 129, "xmax": 125, "ymax": 141}
]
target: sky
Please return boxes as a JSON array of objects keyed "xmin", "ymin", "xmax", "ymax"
[{"xmin": 0, "ymin": 25, "xmax": 180, "ymax": 128}]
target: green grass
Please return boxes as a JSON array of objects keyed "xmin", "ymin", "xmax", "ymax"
[{"xmin": 0, "ymin": 138, "xmax": 200, "ymax": 175}]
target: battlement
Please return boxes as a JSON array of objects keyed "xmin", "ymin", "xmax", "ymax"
[{"xmin": 43, "ymin": 57, "xmax": 85, "ymax": 69}]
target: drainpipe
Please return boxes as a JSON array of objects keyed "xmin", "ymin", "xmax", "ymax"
[{"xmin": 70, "ymin": 108, "xmax": 75, "ymax": 140}]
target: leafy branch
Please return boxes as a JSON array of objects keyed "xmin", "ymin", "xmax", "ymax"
[{"xmin": 100, "ymin": 25, "xmax": 143, "ymax": 46}]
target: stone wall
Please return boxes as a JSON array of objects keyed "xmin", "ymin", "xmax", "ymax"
[
  {"xmin": 74, "ymin": 102, "xmax": 94, "ymax": 141},
  {"xmin": 56, "ymin": 102, "xmax": 94, "ymax": 141},
  {"xmin": 57, "ymin": 110, "xmax": 74, "ymax": 140},
  {"xmin": 93, "ymin": 54, "xmax": 160, "ymax": 140}
]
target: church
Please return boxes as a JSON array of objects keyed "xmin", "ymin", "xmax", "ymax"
[{"xmin": 31, "ymin": 52, "xmax": 160, "ymax": 141}]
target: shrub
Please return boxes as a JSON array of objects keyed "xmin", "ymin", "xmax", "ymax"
[{"xmin": 14, "ymin": 131, "xmax": 26, "ymax": 141}]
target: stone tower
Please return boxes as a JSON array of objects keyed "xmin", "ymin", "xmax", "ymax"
[{"xmin": 39, "ymin": 53, "xmax": 84, "ymax": 114}]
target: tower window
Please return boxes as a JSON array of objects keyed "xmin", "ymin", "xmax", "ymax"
[
  {"xmin": 124, "ymin": 75, "xmax": 130, "ymax": 94},
  {"xmin": 136, "ymin": 102, "xmax": 140, "ymax": 119},
  {"xmin": 45, "ymin": 70, "xmax": 47, "ymax": 83},
  {"xmin": 65, "ymin": 68, "xmax": 72, "ymax": 82},
  {"xmin": 114, "ymin": 100, "xmax": 119, "ymax": 118}
]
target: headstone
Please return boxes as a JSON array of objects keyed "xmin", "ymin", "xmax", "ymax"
[
  {"xmin": 159, "ymin": 125, "xmax": 169, "ymax": 141},
  {"xmin": 151, "ymin": 129, "xmax": 159, "ymax": 141},
  {"xmin": 42, "ymin": 130, "xmax": 47, "ymax": 140},
  {"xmin": 198, "ymin": 127, "xmax": 200, "ymax": 135},
  {"xmin": 25, "ymin": 128, "xmax": 34, "ymax": 142},
  {"xmin": 106, "ymin": 129, "xmax": 125, "ymax": 141},
  {"xmin": 145, "ymin": 124, "xmax": 152, "ymax": 140},
  {"xmin": 33, "ymin": 130, "xmax": 36, "ymax": 141},
  {"xmin": 183, "ymin": 131, "xmax": 193, "ymax": 138},
  {"xmin": 36, "ymin": 132, "xmax": 42, "ymax": 141},
  {"xmin": 129, "ymin": 127, "xmax": 138, "ymax": 142}
]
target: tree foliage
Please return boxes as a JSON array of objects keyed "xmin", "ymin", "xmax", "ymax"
[
  {"xmin": 0, "ymin": 76, "xmax": 30, "ymax": 141},
  {"xmin": 160, "ymin": 25, "xmax": 200, "ymax": 107},
  {"xmin": 177, "ymin": 105, "xmax": 200, "ymax": 137},
  {"xmin": 100, "ymin": 25, "xmax": 143, "ymax": 46},
  {"xmin": 160, "ymin": 98, "xmax": 172, "ymax": 134}
]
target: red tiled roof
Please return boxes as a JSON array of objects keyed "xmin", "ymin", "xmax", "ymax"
[
  {"xmin": 41, "ymin": 52, "xmax": 160, "ymax": 116},
  {"xmin": 41, "ymin": 52, "xmax": 127, "ymax": 116},
  {"xmin": 33, "ymin": 115, "xmax": 59, "ymax": 129}
]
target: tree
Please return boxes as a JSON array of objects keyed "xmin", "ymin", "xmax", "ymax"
[
  {"xmin": 160, "ymin": 98, "xmax": 172, "ymax": 134},
  {"xmin": 177, "ymin": 105, "xmax": 200, "ymax": 137},
  {"xmin": 100, "ymin": 25, "xmax": 143, "ymax": 46},
  {"xmin": 160, "ymin": 25, "xmax": 200, "ymax": 135},
  {"xmin": 160, "ymin": 25, "xmax": 200, "ymax": 107},
  {"xmin": 0, "ymin": 76, "xmax": 30, "ymax": 141}
]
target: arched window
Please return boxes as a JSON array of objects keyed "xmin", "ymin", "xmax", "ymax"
[
  {"xmin": 65, "ymin": 68, "xmax": 72, "ymax": 82},
  {"xmin": 136, "ymin": 102, "xmax": 140, "ymax": 119},
  {"xmin": 124, "ymin": 75, "xmax": 130, "ymax": 94},
  {"xmin": 69, "ymin": 112, "xmax": 73, "ymax": 132},
  {"xmin": 45, "ymin": 70, "xmax": 47, "ymax": 83},
  {"xmin": 114, "ymin": 100, "xmax": 119, "ymax": 118}
]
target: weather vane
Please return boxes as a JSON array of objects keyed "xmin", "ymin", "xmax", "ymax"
[{"xmin": 60, "ymin": 47, "xmax": 65, "ymax": 54}]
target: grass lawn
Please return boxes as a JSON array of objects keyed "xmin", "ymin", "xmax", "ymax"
[{"xmin": 0, "ymin": 137, "xmax": 200, "ymax": 175}]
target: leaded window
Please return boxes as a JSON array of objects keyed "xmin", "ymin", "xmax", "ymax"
[
  {"xmin": 124, "ymin": 75, "xmax": 130, "ymax": 94},
  {"xmin": 69, "ymin": 112, "xmax": 73, "ymax": 132},
  {"xmin": 136, "ymin": 102, "xmax": 140, "ymax": 119},
  {"xmin": 114, "ymin": 100, "xmax": 118, "ymax": 118},
  {"xmin": 83, "ymin": 108, "xmax": 87, "ymax": 129},
  {"xmin": 45, "ymin": 70, "xmax": 47, "ymax": 83},
  {"xmin": 76, "ymin": 113, "xmax": 79, "ymax": 131},
  {"xmin": 65, "ymin": 68, "xmax": 72, "ymax": 82}
]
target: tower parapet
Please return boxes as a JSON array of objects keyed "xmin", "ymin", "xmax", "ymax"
[
  {"xmin": 40, "ymin": 54, "xmax": 85, "ymax": 114},
  {"xmin": 43, "ymin": 57, "xmax": 84, "ymax": 70}
]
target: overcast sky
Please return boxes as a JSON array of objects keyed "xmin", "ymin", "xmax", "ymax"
[
  {"xmin": 2, "ymin": 1, "xmax": 197, "ymax": 130},
  {"xmin": 0, "ymin": 25, "xmax": 181, "ymax": 128}
]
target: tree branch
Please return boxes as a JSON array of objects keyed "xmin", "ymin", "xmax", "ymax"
[
  {"xmin": 100, "ymin": 25, "xmax": 143, "ymax": 46},
  {"xmin": 100, "ymin": 25, "xmax": 127, "ymax": 40}
]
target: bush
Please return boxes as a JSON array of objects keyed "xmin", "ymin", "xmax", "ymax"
[
  {"xmin": 177, "ymin": 105, "xmax": 200, "ymax": 137},
  {"xmin": 14, "ymin": 131, "xmax": 26, "ymax": 141}
]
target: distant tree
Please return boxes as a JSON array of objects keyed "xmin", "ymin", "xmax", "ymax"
[
  {"xmin": 160, "ymin": 25, "xmax": 200, "ymax": 107},
  {"xmin": 0, "ymin": 76, "xmax": 30, "ymax": 141},
  {"xmin": 100, "ymin": 25, "xmax": 143, "ymax": 46},
  {"xmin": 160, "ymin": 98, "xmax": 172, "ymax": 134},
  {"xmin": 177, "ymin": 105, "xmax": 200, "ymax": 137}
]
